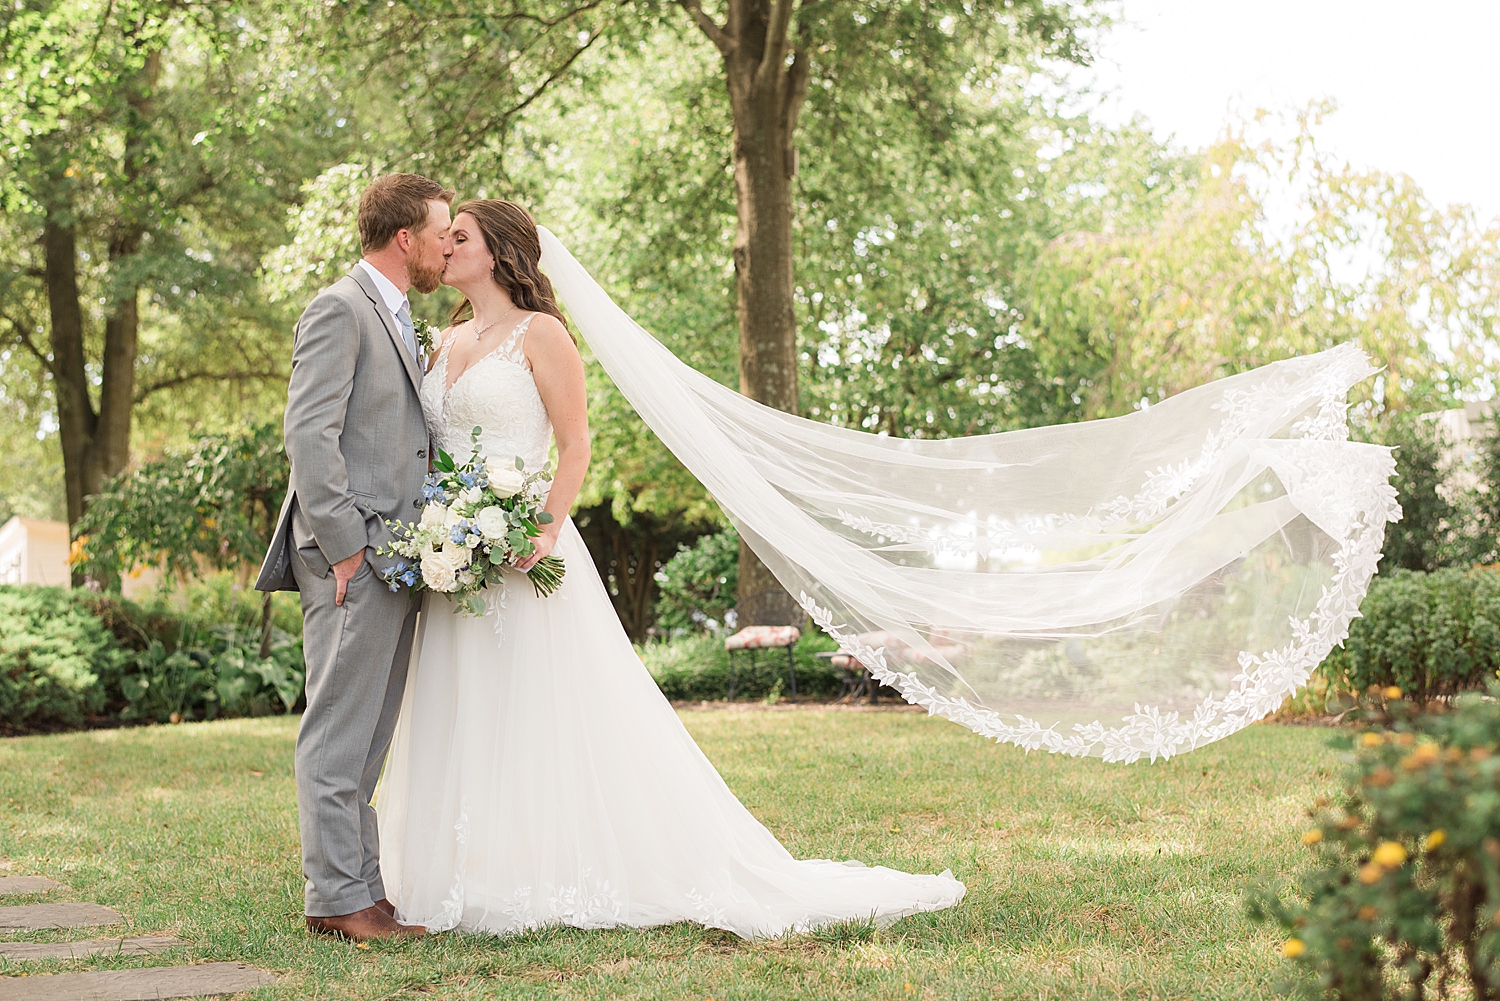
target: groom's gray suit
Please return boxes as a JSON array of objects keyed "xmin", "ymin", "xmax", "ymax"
[{"xmin": 256, "ymin": 266, "xmax": 429, "ymax": 917}]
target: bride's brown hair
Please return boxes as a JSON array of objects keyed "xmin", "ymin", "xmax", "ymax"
[{"xmin": 449, "ymin": 199, "xmax": 571, "ymax": 340}]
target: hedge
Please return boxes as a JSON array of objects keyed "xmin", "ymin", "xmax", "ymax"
[{"xmin": 1320, "ymin": 568, "xmax": 1500, "ymax": 706}]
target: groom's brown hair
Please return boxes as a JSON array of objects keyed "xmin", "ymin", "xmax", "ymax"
[{"xmin": 358, "ymin": 174, "xmax": 455, "ymax": 252}]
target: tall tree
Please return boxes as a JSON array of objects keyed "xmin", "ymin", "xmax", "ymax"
[
  {"xmin": 674, "ymin": 0, "xmax": 1098, "ymax": 595},
  {"xmin": 0, "ymin": 0, "xmax": 338, "ymax": 527}
]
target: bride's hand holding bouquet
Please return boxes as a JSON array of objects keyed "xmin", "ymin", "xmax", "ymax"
[{"xmin": 513, "ymin": 516, "xmax": 562, "ymax": 572}]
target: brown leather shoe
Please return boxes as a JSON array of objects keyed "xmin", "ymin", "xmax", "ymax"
[
  {"xmin": 372, "ymin": 898, "xmax": 396, "ymax": 919},
  {"xmin": 306, "ymin": 904, "xmax": 426, "ymax": 942}
]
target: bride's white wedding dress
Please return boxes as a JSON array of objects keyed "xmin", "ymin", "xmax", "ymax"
[{"xmin": 374, "ymin": 315, "xmax": 965, "ymax": 938}]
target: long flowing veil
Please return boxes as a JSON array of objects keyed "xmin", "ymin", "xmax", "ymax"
[{"xmin": 537, "ymin": 227, "xmax": 1400, "ymax": 762}]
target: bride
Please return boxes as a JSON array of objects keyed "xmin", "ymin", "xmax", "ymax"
[{"xmin": 375, "ymin": 199, "xmax": 966, "ymax": 937}]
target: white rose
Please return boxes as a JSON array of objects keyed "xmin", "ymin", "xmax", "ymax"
[
  {"xmin": 421, "ymin": 545, "xmax": 468, "ymax": 592},
  {"xmin": 474, "ymin": 506, "xmax": 509, "ymax": 540},
  {"xmin": 420, "ymin": 502, "xmax": 448, "ymax": 528},
  {"xmin": 421, "ymin": 558, "xmax": 456, "ymax": 593},
  {"xmin": 459, "ymin": 486, "xmax": 483, "ymax": 506},
  {"xmin": 444, "ymin": 504, "xmax": 464, "ymax": 529},
  {"xmin": 489, "ymin": 467, "xmax": 526, "ymax": 498}
]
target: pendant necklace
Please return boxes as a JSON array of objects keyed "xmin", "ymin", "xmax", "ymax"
[{"xmin": 473, "ymin": 302, "xmax": 518, "ymax": 341}]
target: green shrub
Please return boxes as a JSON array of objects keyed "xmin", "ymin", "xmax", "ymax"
[
  {"xmin": 0, "ymin": 583, "xmax": 304, "ymax": 730},
  {"xmin": 117, "ymin": 625, "xmax": 303, "ymax": 723},
  {"xmin": 1366, "ymin": 414, "xmax": 1466, "ymax": 574},
  {"xmin": 639, "ymin": 630, "xmax": 843, "ymax": 700},
  {"xmin": 1249, "ymin": 689, "xmax": 1500, "ymax": 1000},
  {"xmin": 1320, "ymin": 568, "xmax": 1500, "ymax": 707},
  {"xmin": 0, "ymin": 586, "xmax": 126, "ymax": 729},
  {"xmin": 653, "ymin": 527, "xmax": 739, "ymax": 634}
]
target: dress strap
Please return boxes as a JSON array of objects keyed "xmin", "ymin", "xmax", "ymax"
[
  {"xmin": 499, "ymin": 313, "xmax": 537, "ymax": 368},
  {"xmin": 428, "ymin": 325, "xmax": 458, "ymax": 373}
]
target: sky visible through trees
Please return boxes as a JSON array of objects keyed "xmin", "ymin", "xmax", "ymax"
[{"xmin": 2, "ymin": 0, "xmax": 1496, "ymax": 562}]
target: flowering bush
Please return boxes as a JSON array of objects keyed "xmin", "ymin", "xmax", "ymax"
[{"xmin": 1250, "ymin": 687, "xmax": 1500, "ymax": 999}]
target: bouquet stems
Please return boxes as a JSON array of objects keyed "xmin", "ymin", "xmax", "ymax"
[{"xmin": 526, "ymin": 554, "xmax": 566, "ymax": 597}]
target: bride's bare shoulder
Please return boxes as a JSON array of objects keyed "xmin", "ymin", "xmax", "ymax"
[{"xmin": 522, "ymin": 313, "xmax": 579, "ymax": 359}]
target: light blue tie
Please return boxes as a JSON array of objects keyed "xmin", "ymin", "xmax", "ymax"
[{"xmin": 395, "ymin": 301, "xmax": 418, "ymax": 362}]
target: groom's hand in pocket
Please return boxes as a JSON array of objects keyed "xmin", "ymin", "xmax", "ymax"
[{"xmin": 333, "ymin": 550, "xmax": 365, "ymax": 606}]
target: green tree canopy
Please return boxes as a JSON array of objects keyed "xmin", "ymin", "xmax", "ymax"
[{"xmin": 0, "ymin": 0, "xmax": 348, "ymax": 524}]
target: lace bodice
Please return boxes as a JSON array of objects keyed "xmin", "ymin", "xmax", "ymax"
[{"xmin": 421, "ymin": 313, "xmax": 552, "ymax": 473}]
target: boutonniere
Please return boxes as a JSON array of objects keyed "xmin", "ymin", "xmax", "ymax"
[{"xmin": 413, "ymin": 318, "xmax": 441, "ymax": 355}]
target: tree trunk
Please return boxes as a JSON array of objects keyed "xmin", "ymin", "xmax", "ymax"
[
  {"xmin": 574, "ymin": 503, "xmax": 713, "ymax": 640},
  {"xmin": 42, "ymin": 201, "xmax": 100, "ymax": 528},
  {"xmin": 682, "ymin": 0, "xmax": 810, "ymax": 600},
  {"xmin": 44, "ymin": 48, "xmax": 159, "ymax": 534}
]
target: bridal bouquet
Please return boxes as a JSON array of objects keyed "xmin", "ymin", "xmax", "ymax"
[{"xmin": 377, "ymin": 427, "xmax": 565, "ymax": 612}]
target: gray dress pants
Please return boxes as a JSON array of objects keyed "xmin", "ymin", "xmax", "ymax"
[{"xmin": 292, "ymin": 551, "xmax": 420, "ymax": 917}]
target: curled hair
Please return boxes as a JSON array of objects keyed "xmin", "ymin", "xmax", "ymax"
[{"xmin": 449, "ymin": 199, "xmax": 572, "ymax": 341}]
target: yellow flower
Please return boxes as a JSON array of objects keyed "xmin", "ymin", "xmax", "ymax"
[
  {"xmin": 1371, "ymin": 842, "xmax": 1408, "ymax": 868},
  {"xmin": 1424, "ymin": 830, "xmax": 1446, "ymax": 851},
  {"xmin": 1357, "ymin": 905, "xmax": 1379, "ymax": 921},
  {"xmin": 1282, "ymin": 938, "xmax": 1306, "ymax": 958},
  {"xmin": 1402, "ymin": 744, "xmax": 1441, "ymax": 770},
  {"xmin": 1360, "ymin": 732, "xmax": 1383, "ymax": 747},
  {"xmin": 1301, "ymin": 829, "xmax": 1324, "ymax": 845},
  {"xmin": 1358, "ymin": 863, "xmax": 1385, "ymax": 884},
  {"xmin": 1384, "ymin": 686, "xmax": 1403, "ymax": 700}
]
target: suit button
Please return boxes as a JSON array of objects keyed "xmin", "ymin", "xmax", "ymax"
[
  {"xmin": 413, "ymin": 499, "xmax": 421, "ymax": 509},
  {"xmin": 417, "ymin": 449, "xmax": 426, "ymax": 458}
]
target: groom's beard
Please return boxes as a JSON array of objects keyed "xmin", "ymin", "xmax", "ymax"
[{"xmin": 408, "ymin": 249, "xmax": 445, "ymax": 295}]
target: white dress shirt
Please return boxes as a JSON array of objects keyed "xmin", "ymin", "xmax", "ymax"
[{"xmin": 357, "ymin": 260, "xmax": 412, "ymax": 355}]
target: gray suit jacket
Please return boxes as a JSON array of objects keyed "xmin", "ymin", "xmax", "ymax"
[{"xmin": 255, "ymin": 268, "xmax": 429, "ymax": 591}]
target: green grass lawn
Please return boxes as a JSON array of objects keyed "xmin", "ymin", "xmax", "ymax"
[{"xmin": 0, "ymin": 706, "xmax": 1337, "ymax": 999}]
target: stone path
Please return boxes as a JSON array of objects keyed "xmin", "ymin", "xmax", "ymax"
[
  {"xmin": 0, "ymin": 876, "xmax": 64, "ymax": 895},
  {"xmin": 0, "ymin": 866, "xmax": 275, "ymax": 998},
  {"xmin": 0, "ymin": 904, "xmax": 122, "ymax": 930},
  {"xmin": 0, "ymin": 937, "xmax": 184, "ymax": 960},
  {"xmin": 0, "ymin": 962, "xmax": 274, "ymax": 1000}
]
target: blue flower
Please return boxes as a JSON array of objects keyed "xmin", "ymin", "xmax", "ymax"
[{"xmin": 450, "ymin": 524, "xmax": 469, "ymax": 545}]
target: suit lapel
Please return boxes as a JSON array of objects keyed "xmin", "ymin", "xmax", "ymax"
[{"xmin": 348, "ymin": 267, "xmax": 423, "ymax": 394}]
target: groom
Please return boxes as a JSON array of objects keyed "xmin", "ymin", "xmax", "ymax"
[{"xmin": 256, "ymin": 173, "xmax": 453, "ymax": 941}]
